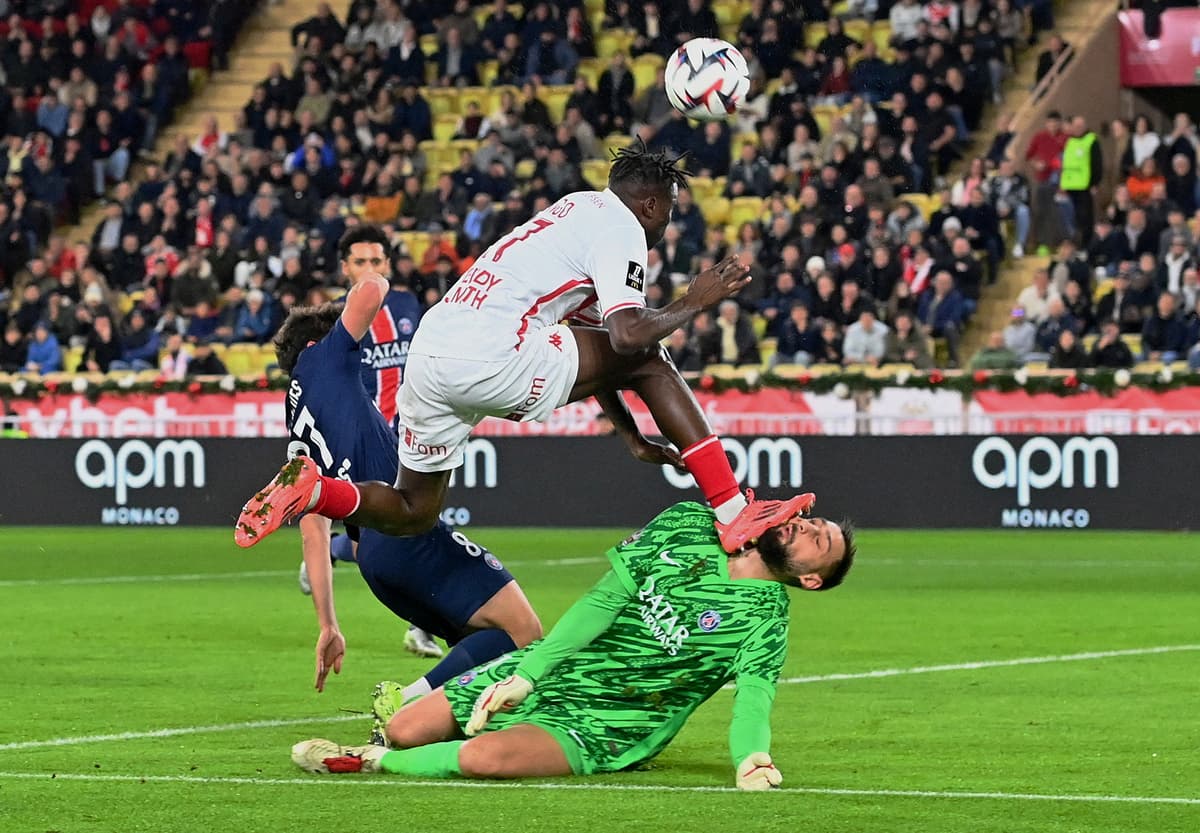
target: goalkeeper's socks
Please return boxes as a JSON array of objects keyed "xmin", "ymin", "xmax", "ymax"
[
  {"xmin": 329, "ymin": 533, "xmax": 355, "ymax": 563},
  {"xmin": 681, "ymin": 435, "xmax": 747, "ymax": 523},
  {"xmin": 421, "ymin": 629, "xmax": 518, "ymax": 692},
  {"xmin": 379, "ymin": 741, "xmax": 464, "ymax": 778},
  {"xmin": 307, "ymin": 477, "xmax": 361, "ymax": 519}
]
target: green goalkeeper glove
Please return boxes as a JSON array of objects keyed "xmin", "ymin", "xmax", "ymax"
[
  {"xmin": 736, "ymin": 752, "xmax": 783, "ymax": 790},
  {"xmin": 464, "ymin": 675, "xmax": 534, "ymax": 736}
]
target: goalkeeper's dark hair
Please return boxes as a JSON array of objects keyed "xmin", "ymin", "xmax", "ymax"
[
  {"xmin": 815, "ymin": 518, "xmax": 857, "ymax": 591},
  {"xmin": 337, "ymin": 223, "xmax": 390, "ymax": 262},
  {"xmin": 608, "ymin": 137, "xmax": 691, "ymax": 198},
  {"xmin": 273, "ymin": 301, "xmax": 343, "ymax": 374}
]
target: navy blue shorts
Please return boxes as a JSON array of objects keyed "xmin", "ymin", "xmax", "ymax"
[{"xmin": 355, "ymin": 521, "xmax": 514, "ymax": 644}]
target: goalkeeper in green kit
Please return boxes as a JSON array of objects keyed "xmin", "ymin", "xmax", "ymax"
[{"xmin": 291, "ymin": 500, "xmax": 855, "ymax": 790}]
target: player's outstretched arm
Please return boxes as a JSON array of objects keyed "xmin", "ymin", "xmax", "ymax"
[
  {"xmin": 299, "ymin": 513, "xmax": 345, "ymax": 692},
  {"xmin": 730, "ymin": 678, "xmax": 781, "ymax": 790},
  {"xmin": 605, "ymin": 255, "xmax": 750, "ymax": 354},
  {"xmin": 340, "ymin": 273, "xmax": 389, "ymax": 343},
  {"xmin": 465, "ymin": 569, "xmax": 632, "ymax": 735},
  {"xmin": 593, "ymin": 389, "xmax": 685, "ymax": 470}
]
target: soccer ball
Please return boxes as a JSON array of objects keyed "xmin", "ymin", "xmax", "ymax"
[{"xmin": 664, "ymin": 38, "xmax": 751, "ymax": 121}]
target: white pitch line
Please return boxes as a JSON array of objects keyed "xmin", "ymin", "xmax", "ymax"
[
  {"xmin": 0, "ymin": 714, "xmax": 364, "ymax": 752},
  {"xmin": 0, "ymin": 570, "xmax": 295, "ymax": 588},
  {"xmin": 6, "ymin": 644, "xmax": 1196, "ymax": 753},
  {"xmin": 776, "ymin": 644, "xmax": 1200, "ymax": 685},
  {"xmin": 0, "ymin": 771, "xmax": 1195, "ymax": 805}
]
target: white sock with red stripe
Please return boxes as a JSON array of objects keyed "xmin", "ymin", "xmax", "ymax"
[{"xmin": 680, "ymin": 435, "xmax": 747, "ymax": 524}]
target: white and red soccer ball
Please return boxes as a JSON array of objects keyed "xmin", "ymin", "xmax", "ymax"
[{"xmin": 664, "ymin": 38, "xmax": 751, "ymax": 121}]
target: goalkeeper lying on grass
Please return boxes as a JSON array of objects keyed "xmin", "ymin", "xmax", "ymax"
[{"xmin": 292, "ymin": 500, "xmax": 855, "ymax": 790}]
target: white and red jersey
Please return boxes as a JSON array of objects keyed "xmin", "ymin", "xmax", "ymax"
[{"xmin": 412, "ymin": 189, "xmax": 649, "ymax": 360}]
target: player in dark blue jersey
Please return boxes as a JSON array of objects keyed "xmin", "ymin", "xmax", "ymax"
[
  {"xmin": 274, "ymin": 257, "xmax": 542, "ymax": 704},
  {"xmin": 303, "ymin": 226, "xmax": 440, "ymax": 660}
]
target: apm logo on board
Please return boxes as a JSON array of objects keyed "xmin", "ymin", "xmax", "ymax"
[
  {"xmin": 74, "ymin": 439, "xmax": 206, "ymax": 525},
  {"xmin": 971, "ymin": 436, "xmax": 1119, "ymax": 528}
]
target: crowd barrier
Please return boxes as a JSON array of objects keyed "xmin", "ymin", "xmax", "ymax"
[{"xmin": 1, "ymin": 436, "xmax": 1193, "ymax": 530}]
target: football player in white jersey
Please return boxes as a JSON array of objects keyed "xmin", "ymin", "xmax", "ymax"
[{"xmin": 237, "ymin": 140, "xmax": 815, "ymax": 554}]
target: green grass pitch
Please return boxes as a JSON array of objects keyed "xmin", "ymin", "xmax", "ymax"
[{"xmin": 1, "ymin": 526, "xmax": 1197, "ymax": 832}]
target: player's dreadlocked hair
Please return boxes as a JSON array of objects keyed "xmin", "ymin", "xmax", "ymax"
[
  {"xmin": 273, "ymin": 302, "xmax": 343, "ymax": 374},
  {"xmin": 607, "ymin": 137, "xmax": 691, "ymax": 197}
]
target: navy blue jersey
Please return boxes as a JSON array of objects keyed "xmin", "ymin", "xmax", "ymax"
[
  {"xmin": 287, "ymin": 319, "xmax": 398, "ymax": 486},
  {"xmin": 360, "ymin": 288, "xmax": 422, "ymax": 427}
]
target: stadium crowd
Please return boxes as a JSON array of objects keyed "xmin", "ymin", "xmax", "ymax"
[{"xmin": 9, "ymin": 0, "xmax": 1191, "ymax": 381}]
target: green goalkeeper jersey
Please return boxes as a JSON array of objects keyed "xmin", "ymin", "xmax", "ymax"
[{"xmin": 446, "ymin": 501, "xmax": 790, "ymax": 773}]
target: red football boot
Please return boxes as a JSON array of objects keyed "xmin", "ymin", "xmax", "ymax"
[
  {"xmin": 715, "ymin": 490, "xmax": 817, "ymax": 553},
  {"xmin": 234, "ymin": 456, "xmax": 320, "ymax": 548}
]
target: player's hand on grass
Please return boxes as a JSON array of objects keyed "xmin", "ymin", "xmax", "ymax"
[
  {"xmin": 314, "ymin": 627, "xmax": 346, "ymax": 692},
  {"xmin": 736, "ymin": 752, "xmax": 782, "ymax": 791},
  {"xmin": 465, "ymin": 675, "xmax": 533, "ymax": 736},
  {"xmin": 685, "ymin": 254, "xmax": 752, "ymax": 309},
  {"xmin": 627, "ymin": 435, "xmax": 686, "ymax": 471}
]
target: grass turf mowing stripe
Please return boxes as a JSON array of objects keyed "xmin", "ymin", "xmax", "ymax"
[
  {"xmin": 0, "ymin": 557, "xmax": 609, "ymax": 588},
  {"xmin": 0, "ymin": 772, "xmax": 1196, "ymax": 805},
  {"xmin": 6, "ymin": 644, "xmax": 1195, "ymax": 752}
]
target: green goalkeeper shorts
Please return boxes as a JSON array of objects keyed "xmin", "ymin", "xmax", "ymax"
[{"xmin": 443, "ymin": 655, "xmax": 665, "ymax": 776}]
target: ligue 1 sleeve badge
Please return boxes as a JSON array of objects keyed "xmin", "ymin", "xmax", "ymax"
[{"xmin": 698, "ymin": 610, "xmax": 722, "ymax": 632}]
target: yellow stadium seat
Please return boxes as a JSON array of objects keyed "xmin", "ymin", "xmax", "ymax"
[
  {"xmin": 433, "ymin": 113, "xmax": 460, "ymax": 142},
  {"xmin": 688, "ymin": 175, "xmax": 718, "ymax": 201},
  {"xmin": 457, "ymin": 86, "xmax": 489, "ymax": 111},
  {"xmin": 1134, "ymin": 361, "xmax": 1164, "ymax": 374},
  {"xmin": 705, "ymin": 363, "xmax": 739, "ymax": 379},
  {"xmin": 419, "ymin": 33, "xmax": 439, "ymax": 56},
  {"xmin": 905, "ymin": 193, "xmax": 941, "ymax": 220},
  {"xmin": 596, "ymin": 31, "xmax": 633, "ymax": 59},
  {"xmin": 700, "ymin": 196, "xmax": 731, "ymax": 226},
  {"xmin": 631, "ymin": 61, "xmax": 658, "ymax": 95},
  {"xmin": 63, "ymin": 346, "xmax": 83, "ymax": 373},
  {"xmin": 540, "ymin": 86, "xmax": 573, "ymax": 123},
  {"xmin": 805, "ymin": 22, "xmax": 825, "ymax": 49},
  {"xmin": 223, "ymin": 344, "xmax": 259, "ymax": 376},
  {"xmin": 576, "ymin": 57, "xmax": 605, "ymax": 88},
  {"xmin": 426, "ymin": 89, "xmax": 460, "ymax": 116},
  {"xmin": 713, "ymin": 3, "xmax": 739, "ymax": 26},
  {"xmin": 401, "ymin": 231, "xmax": 431, "ymax": 265},
  {"xmin": 1122, "ymin": 334, "xmax": 1142, "ymax": 355},
  {"xmin": 478, "ymin": 59, "xmax": 499, "ymax": 88},
  {"xmin": 844, "ymin": 19, "xmax": 871, "ymax": 45},
  {"xmin": 450, "ymin": 138, "xmax": 481, "ymax": 156},
  {"xmin": 582, "ymin": 159, "xmax": 610, "ymax": 188},
  {"xmin": 590, "ymin": 9, "xmax": 606, "ymax": 35},
  {"xmin": 728, "ymin": 196, "xmax": 764, "ymax": 228},
  {"xmin": 602, "ymin": 134, "xmax": 634, "ymax": 157},
  {"xmin": 514, "ymin": 158, "xmax": 538, "ymax": 180},
  {"xmin": 872, "ymin": 24, "xmax": 894, "ymax": 56},
  {"xmin": 1092, "ymin": 277, "xmax": 1114, "ymax": 303}
]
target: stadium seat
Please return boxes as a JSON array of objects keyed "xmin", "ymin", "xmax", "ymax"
[
  {"xmin": 582, "ymin": 159, "xmax": 610, "ymax": 188},
  {"xmin": 602, "ymin": 134, "xmax": 634, "ymax": 157},
  {"xmin": 426, "ymin": 89, "xmax": 460, "ymax": 116},
  {"xmin": 541, "ymin": 86, "xmax": 573, "ymax": 123},
  {"xmin": 905, "ymin": 193, "xmax": 941, "ymax": 220},
  {"xmin": 596, "ymin": 30, "xmax": 633, "ymax": 58},
  {"xmin": 872, "ymin": 24, "xmax": 895, "ymax": 58},
  {"xmin": 688, "ymin": 175, "xmax": 719, "ymax": 202},
  {"xmin": 700, "ymin": 196, "xmax": 731, "ymax": 226},
  {"xmin": 631, "ymin": 57, "xmax": 661, "ymax": 95},
  {"xmin": 805, "ymin": 22, "xmax": 825, "ymax": 49},
  {"xmin": 223, "ymin": 344, "xmax": 260, "ymax": 376},
  {"xmin": 728, "ymin": 196, "xmax": 764, "ymax": 228},
  {"xmin": 478, "ymin": 59, "xmax": 499, "ymax": 88},
  {"xmin": 1122, "ymin": 334, "xmax": 1142, "ymax": 355},
  {"xmin": 843, "ymin": 20, "xmax": 871, "ymax": 45},
  {"xmin": 811, "ymin": 106, "xmax": 836, "ymax": 139},
  {"xmin": 419, "ymin": 33, "xmax": 439, "ymax": 56},
  {"xmin": 433, "ymin": 113, "xmax": 460, "ymax": 143},
  {"xmin": 514, "ymin": 158, "xmax": 538, "ymax": 180},
  {"xmin": 576, "ymin": 57, "xmax": 604, "ymax": 88}
]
